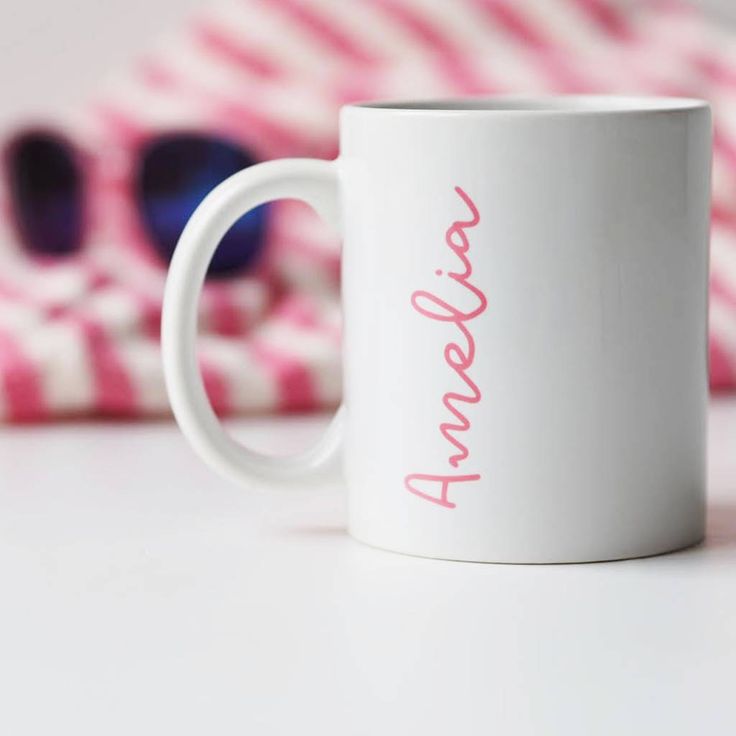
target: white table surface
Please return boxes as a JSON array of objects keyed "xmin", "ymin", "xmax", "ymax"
[{"xmin": 1, "ymin": 399, "xmax": 735, "ymax": 736}]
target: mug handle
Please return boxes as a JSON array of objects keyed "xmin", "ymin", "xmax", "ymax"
[{"xmin": 161, "ymin": 158, "xmax": 345, "ymax": 488}]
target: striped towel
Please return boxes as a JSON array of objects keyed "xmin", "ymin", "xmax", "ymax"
[{"xmin": 1, "ymin": 0, "xmax": 735, "ymax": 421}]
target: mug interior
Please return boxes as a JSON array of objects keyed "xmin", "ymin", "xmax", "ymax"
[{"xmin": 350, "ymin": 95, "xmax": 707, "ymax": 114}]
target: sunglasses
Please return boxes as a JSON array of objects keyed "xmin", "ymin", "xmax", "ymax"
[{"xmin": 2, "ymin": 129, "xmax": 269, "ymax": 278}]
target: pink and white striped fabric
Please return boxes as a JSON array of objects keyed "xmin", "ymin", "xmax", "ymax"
[{"xmin": 1, "ymin": 0, "xmax": 736, "ymax": 422}]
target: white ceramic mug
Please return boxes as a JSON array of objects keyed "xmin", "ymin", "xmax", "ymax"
[{"xmin": 162, "ymin": 95, "xmax": 711, "ymax": 563}]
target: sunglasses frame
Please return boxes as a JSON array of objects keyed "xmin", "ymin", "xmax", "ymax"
[{"xmin": 1, "ymin": 121, "xmax": 272, "ymax": 280}]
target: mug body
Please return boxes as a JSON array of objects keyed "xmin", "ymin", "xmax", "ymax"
[{"xmin": 339, "ymin": 96, "xmax": 711, "ymax": 563}]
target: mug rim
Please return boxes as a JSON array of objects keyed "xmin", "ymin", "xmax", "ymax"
[{"xmin": 345, "ymin": 94, "xmax": 709, "ymax": 116}]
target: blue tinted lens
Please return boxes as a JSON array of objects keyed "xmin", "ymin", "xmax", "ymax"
[
  {"xmin": 6, "ymin": 132, "xmax": 83, "ymax": 256},
  {"xmin": 138, "ymin": 135, "xmax": 268, "ymax": 277}
]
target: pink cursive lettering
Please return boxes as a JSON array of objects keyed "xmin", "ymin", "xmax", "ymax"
[{"xmin": 404, "ymin": 186, "xmax": 486, "ymax": 509}]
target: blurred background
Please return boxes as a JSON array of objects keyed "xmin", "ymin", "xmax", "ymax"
[
  {"xmin": 1, "ymin": 0, "xmax": 735, "ymax": 424},
  {"xmin": 2, "ymin": 0, "xmax": 736, "ymax": 121}
]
